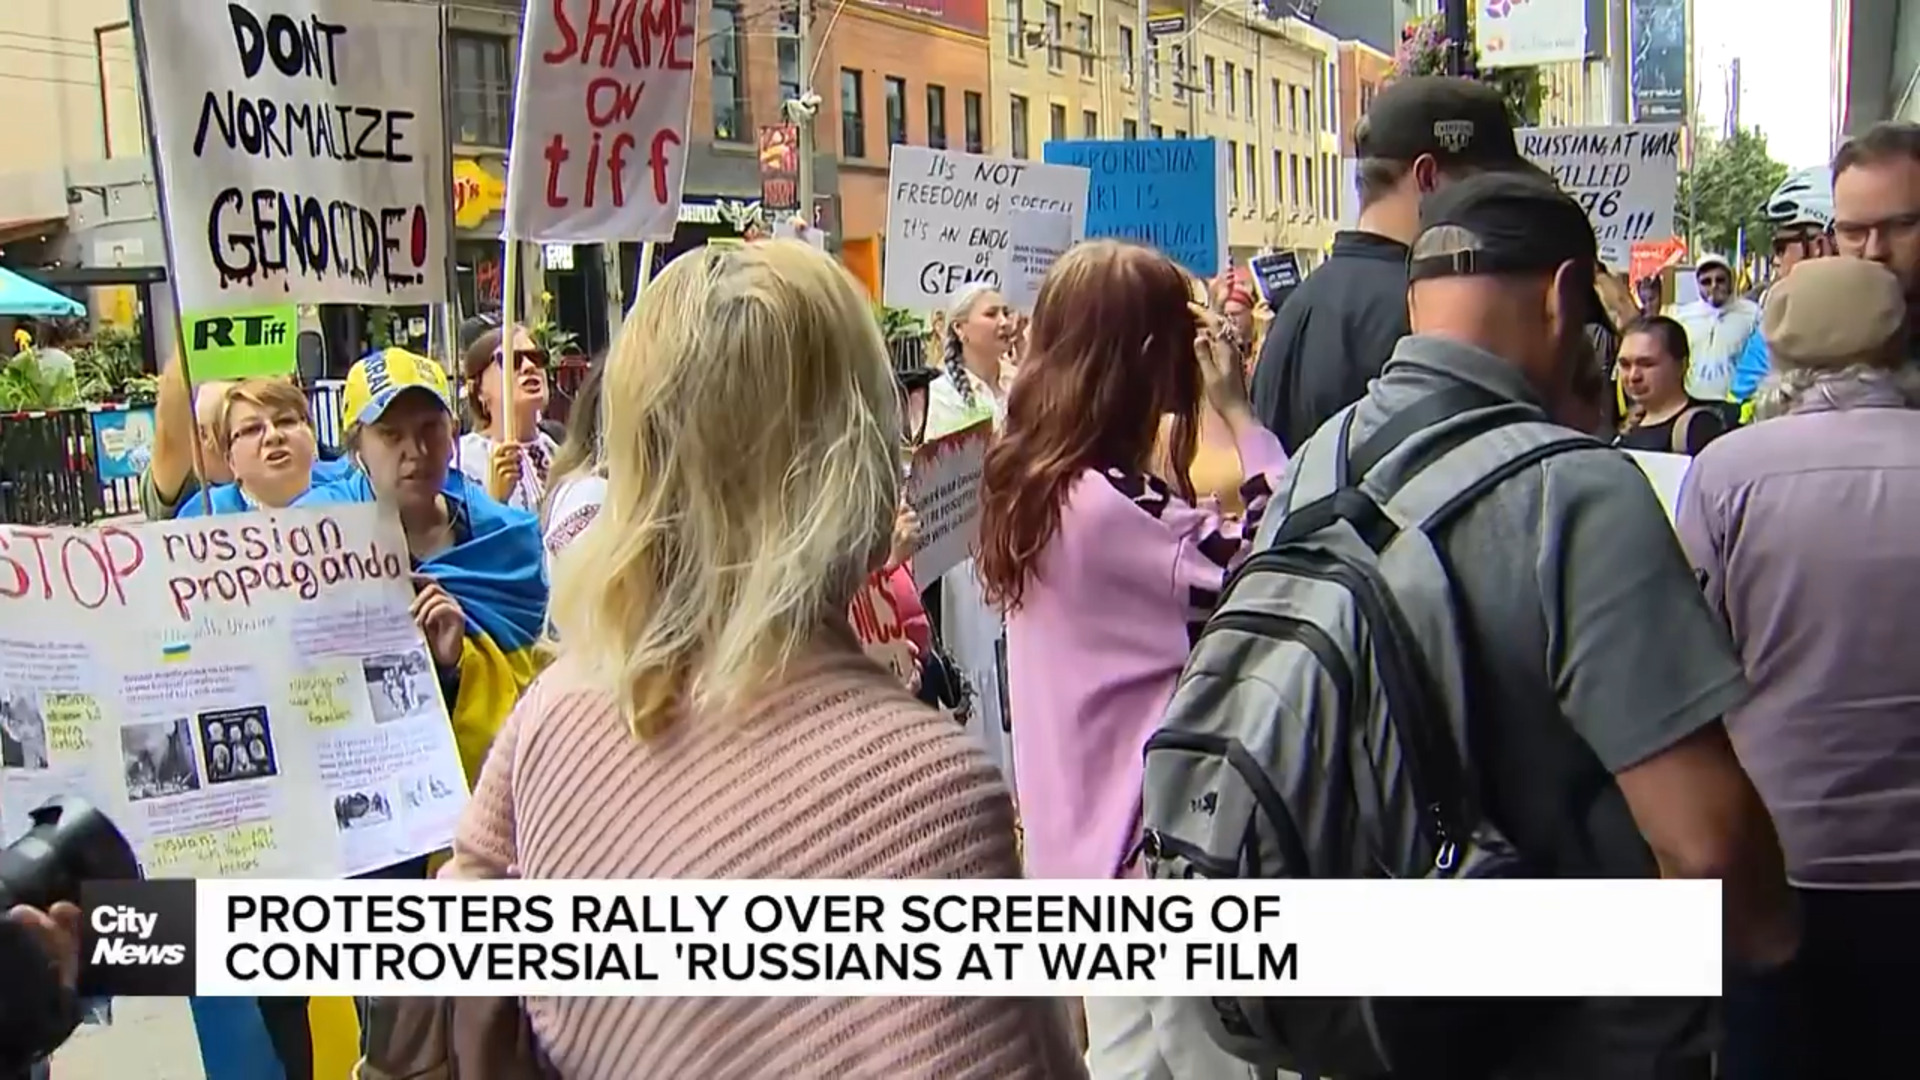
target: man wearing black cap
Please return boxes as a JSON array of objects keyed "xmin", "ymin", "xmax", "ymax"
[
  {"xmin": 1250, "ymin": 76, "xmax": 1530, "ymax": 452},
  {"xmin": 1281, "ymin": 172, "xmax": 1798, "ymax": 1076}
]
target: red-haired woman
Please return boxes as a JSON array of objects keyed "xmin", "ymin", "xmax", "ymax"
[{"xmin": 976, "ymin": 241, "xmax": 1286, "ymax": 1078}]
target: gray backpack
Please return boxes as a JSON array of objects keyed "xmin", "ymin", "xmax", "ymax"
[{"xmin": 1140, "ymin": 387, "xmax": 1603, "ymax": 1078}]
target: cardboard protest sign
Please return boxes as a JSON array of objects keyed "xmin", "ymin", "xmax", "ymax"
[
  {"xmin": 882, "ymin": 146, "xmax": 1088, "ymax": 313},
  {"xmin": 506, "ymin": 0, "xmax": 698, "ymax": 243},
  {"xmin": 0, "ymin": 504, "xmax": 468, "ymax": 879},
  {"xmin": 135, "ymin": 0, "xmax": 449, "ymax": 310},
  {"xmin": 848, "ymin": 574, "xmax": 915, "ymax": 685},
  {"xmin": 1043, "ymin": 138, "xmax": 1228, "ymax": 278},
  {"xmin": 990, "ymin": 210, "xmax": 1075, "ymax": 312},
  {"xmin": 906, "ymin": 420, "xmax": 990, "ymax": 583},
  {"xmin": 1521, "ymin": 124, "xmax": 1681, "ymax": 268},
  {"xmin": 182, "ymin": 305, "xmax": 299, "ymax": 384}
]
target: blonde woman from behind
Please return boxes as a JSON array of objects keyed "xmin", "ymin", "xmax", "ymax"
[{"xmin": 441, "ymin": 241, "xmax": 1084, "ymax": 1080}]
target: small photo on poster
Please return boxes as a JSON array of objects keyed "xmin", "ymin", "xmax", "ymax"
[
  {"xmin": 198, "ymin": 706, "xmax": 279, "ymax": 784},
  {"xmin": 121, "ymin": 718, "xmax": 201, "ymax": 802},
  {"xmin": 399, "ymin": 771, "xmax": 459, "ymax": 811},
  {"xmin": 0, "ymin": 689, "xmax": 49, "ymax": 770},
  {"xmin": 334, "ymin": 789, "xmax": 394, "ymax": 833},
  {"xmin": 362, "ymin": 649, "xmax": 435, "ymax": 724}
]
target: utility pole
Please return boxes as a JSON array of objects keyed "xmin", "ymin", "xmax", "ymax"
[
  {"xmin": 792, "ymin": 0, "xmax": 819, "ymax": 229},
  {"xmin": 1445, "ymin": 0, "xmax": 1471, "ymax": 77},
  {"xmin": 1606, "ymin": 0, "xmax": 1631, "ymax": 123},
  {"xmin": 1137, "ymin": 0, "xmax": 1152, "ymax": 132}
]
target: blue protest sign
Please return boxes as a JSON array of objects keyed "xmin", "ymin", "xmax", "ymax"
[{"xmin": 1041, "ymin": 138, "xmax": 1227, "ymax": 278}]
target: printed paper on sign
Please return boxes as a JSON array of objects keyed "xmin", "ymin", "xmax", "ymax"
[
  {"xmin": 134, "ymin": 0, "xmax": 449, "ymax": 311},
  {"xmin": 182, "ymin": 305, "xmax": 300, "ymax": 384},
  {"xmin": 506, "ymin": 0, "xmax": 699, "ymax": 243},
  {"xmin": 1521, "ymin": 124, "xmax": 1681, "ymax": 270},
  {"xmin": 906, "ymin": 421, "xmax": 991, "ymax": 582},
  {"xmin": 882, "ymin": 145, "xmax": 1089, "ymax": 314},
  {"xmin": 1475, "ymin": 0, "xmax": 1589, "ymax": 68},
  {"xmin": 989, "ymin": 211, "xmax": 1075, "ymax": 312}
]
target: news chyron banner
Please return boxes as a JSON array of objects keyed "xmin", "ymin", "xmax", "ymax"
[{"xmin": 81, "ymin": 879, "xmax": 1723, "ymax": 999}]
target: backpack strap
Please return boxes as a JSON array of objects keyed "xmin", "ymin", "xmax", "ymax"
[
  {"xmin": 1379, "ymin": 420, "xmax": 1605, "ymax": 535},
  {"xmin": 1668, "ymin": 406, "xmax": 1705, "ymax": 454}
]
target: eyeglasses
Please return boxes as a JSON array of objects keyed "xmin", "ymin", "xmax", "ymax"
[
  {"xmin": 228, "ymin": 412, "xmax": 309, "ymax": 448},
  {"xmin": 494, "ymin": 348, "xmax": 550, "ymax": 370},
  {"xmin": 1834, "ymin": 210, "xmax": 1920, "ymax": 248}
]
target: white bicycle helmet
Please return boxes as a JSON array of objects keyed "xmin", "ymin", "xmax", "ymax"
[{"xmin": 1760, "ymin": 166, "xmax": 1834, "ymax": 231}]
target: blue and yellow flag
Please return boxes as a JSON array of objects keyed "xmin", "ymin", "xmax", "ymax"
[{"xmin": 190, "ymin": 472, "xmax": 547, "ymax": 1080}]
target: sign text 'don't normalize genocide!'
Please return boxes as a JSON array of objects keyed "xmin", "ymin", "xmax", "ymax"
[{"xmin": 136, "ymin": 0, "xmax": 450, "ymax": 310}]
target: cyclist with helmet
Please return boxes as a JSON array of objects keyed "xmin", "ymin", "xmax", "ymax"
[{"xmin": 1730, "ymin": 167, "xmax": 1837, "ymax": 407}]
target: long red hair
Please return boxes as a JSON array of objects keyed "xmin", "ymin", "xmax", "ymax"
[{"xmin": 976, "ymin": 241, "xmax": 1200, "ymax": 611}]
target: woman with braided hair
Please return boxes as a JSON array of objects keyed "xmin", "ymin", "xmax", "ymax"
[{"xmin": 926, "ymin": 282, "xmax": 1016, "ymax": 439}]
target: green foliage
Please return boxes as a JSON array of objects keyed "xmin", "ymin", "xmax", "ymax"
[
  {"xmin": 874, "ymin": 304, "xmax": 928, "ymax": 342},
  {"xmin": 0, "ymin": 351, "xmax": 78, "ymax": 411},
  {"xmin": 74, "ymin": 325, "xmax": 157, "ymax": 406},
  {"xmin": 1675, "ymin": 128, "xmax": 1790, "ymax": 257}
]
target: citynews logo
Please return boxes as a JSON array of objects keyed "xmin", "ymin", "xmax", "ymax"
[{"xmin": 79, "ymin": 880, "xmax": 197, "ymax": 997}]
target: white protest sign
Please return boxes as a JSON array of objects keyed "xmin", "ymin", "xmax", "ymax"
[
  {"xmin": 907, "ymin": 420, "xmax": 991, "ymax": 583},
  {"xmin": 990, "ymin": 211, "xmax": 1075, "ymax": 312},
  {"xmin": 0, "ymin": 505, "xmax": 469, "ymax": 879},
  {"xmin": 884, "ymin": 145, "xmax": 1088, "ymax": 313},
  {"xmin": 506, "ymin": 0, "xmax": 698, "ymax": 243},
  {"xmin": 1623, "ymin": 449, "xmax": 1692, "ymax": 525},
  {"xmin": 136, "ymin": 0, "xmax": 449, "ymax": 310},
  {"xmin": 1521, "ymin": 124, "xmax": 1681, "ymax": 267}
]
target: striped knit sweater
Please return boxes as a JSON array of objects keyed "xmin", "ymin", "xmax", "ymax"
[{"xmin": 441, "ymin": 635, "xmax": 1087, "ymax": 1080}]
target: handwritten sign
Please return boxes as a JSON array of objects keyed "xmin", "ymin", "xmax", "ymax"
[
  {"xmin": 883, "ymin": 145, "xmax": 1088, "ymax": 313},
  {"xmin": 506, "ymin": 0, "xmax": 698, "ymax": 243},
  {"xmin": 42, "ymin": 692, "xmax": 100, "ymax": 754},
  {"xmin": 907, "ymin": 421, "xmax": 990, "ymax": 583},
  {"xmin": 849, "ymin": 575, "xmax": 915, "ymax": 685},
  {"xmin": 147, "ymin": 822, "xmax": 278, "ymax": 877},
  {"xmin": 289, "ymin": 665, "xmax": 354, "ymax": 726},
  {"xmin": 136, "ymin": 0, "xmax": 449, "ymax": 310},
  {"xmin": 1521, "ymin": 124, "xmax": 1681, "ymax": 268},
  {"xmin": 990, "ymin": 211, "xmax": 1074, "ymax": 312},
  {"xmin": 1042, "ymin": 138, "xmax": 1228, "ymax": 278},
  {"xmin": 1249, "ymin": 252, "xmax": 1302, "ymax": 306}
]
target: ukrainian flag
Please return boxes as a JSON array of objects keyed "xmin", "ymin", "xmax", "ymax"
[{"xmin": 190, "ymin": 472, "xmax": 547, "ymax": 1080}]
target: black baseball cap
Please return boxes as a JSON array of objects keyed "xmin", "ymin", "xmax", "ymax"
[
  {"xmin": 1408, "ymin": 171, "xmax": 1609, "ymax": 329},
  {"xmin": 1354, "ymin": 76, "xmax": 1522, "ymax": 166}
]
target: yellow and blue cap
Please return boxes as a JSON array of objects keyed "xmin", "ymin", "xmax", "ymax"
[{"xmin": 341, "ymin": 348, "xmax": 452, "ymax": 430}]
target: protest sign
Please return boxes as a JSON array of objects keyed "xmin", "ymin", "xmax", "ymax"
[
  {"xmin": 1629, "ymin": 237, "xmax": 1687, "ymax": 285},
  {"xmin": 907, "ymin": 420, "xmax": 990, "ymax": 583},
  {"xmin": 1248, "ymin": 252, "xmax": 1302, "ymax": 307},
  {"xmin": 883, "ymin": 145, "xmax": 1088, "ymax": 313},
  {"xmin": 1521, "ymin": 124, "xmax": 1681, "ymax": 267},
  {"xmin": 759, "ymin": 124, "xmax": 801, "ymax": 215},
  {"xmin": 506, "ymin": 0, "xmax": 698, "ymax": 243},
  {"xmin": 848, "ymin": 575, "xmax": 915, "ymax": 685},
  {"xmin": 990, "ymin": 210, "xmax": 1075, "ymax": 312},
  {"xmin": 1623, "ymin": 450, "xmax": 1691, "ymax": 525},
  {"xmin": 0, "ymin": 504, "xmax": 469, "ymax": 879},
  {"xmin": 182, "ymin": 304, "xmax": 299, "ymax": 384},
  {"xmin": 135, "ymin": 0, "xmax": 448, "ymax": 311},
  {"xmin": 1042, "ymin": 138, "xmax": 1228, "ymax": 278}
]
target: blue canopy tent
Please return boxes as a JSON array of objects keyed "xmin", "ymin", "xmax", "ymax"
[{"xmin": 0, "ymin": 267, "xmax": 83, "ymax": 317}]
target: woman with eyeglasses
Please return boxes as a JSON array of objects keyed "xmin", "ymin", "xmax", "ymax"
[{"xmin": 457, "ymin": 323, "xmax": 557, "ymax": 512}]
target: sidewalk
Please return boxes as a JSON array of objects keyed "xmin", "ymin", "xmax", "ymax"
[{"xmin": 51, "ymin": 997, "xmax": 205, "ymax": 1080}]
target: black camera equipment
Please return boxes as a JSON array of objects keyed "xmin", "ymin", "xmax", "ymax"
[{"xmin": 0, "ymin": 796, "xmax": 140, "ymax": 911}]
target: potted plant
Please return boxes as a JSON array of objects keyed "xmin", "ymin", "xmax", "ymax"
[
  {"xmin": 875, "ymin": 304, "xmax": 929, "ymax": 372},
  {"xmin": 1395, "ymin": 13, "xmax": 1544, "ymax": 126},
  {"xmin": 74, "ymin": 326, "xmax": 158, "ymax": 407}
]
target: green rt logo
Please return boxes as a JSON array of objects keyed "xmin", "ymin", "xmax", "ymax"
[{"xmin": 192, "ymin": 314, "xmax": 287, "ymax": 350}]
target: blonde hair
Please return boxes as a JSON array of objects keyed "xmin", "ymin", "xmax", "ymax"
[
  {"xmin": 211, "ymin": 378, "xmax": 310, "ymax": 450},
  {"xmin": 548, "ymin": 240, "xmax": 900, "ymax": 737}
]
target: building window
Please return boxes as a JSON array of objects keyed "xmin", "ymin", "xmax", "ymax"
[
  {"xmin": 927, "ymin": 84, "xmax": 948, "ymax": 149},
  {"xmin": 1270, "ymin": 79, "xmax": 1282, "ymax": 131},
  {"xmin": 1010, "ymin": 94, "xmax": 1030, "ymax": 158},
  {"xmin": 448, "ymin": 31, "xmax": 512, "ymax": 147},
  {"xmin": 777, "ymin": 2, "xmax": 802, "ymax": 105},
  {"xmin": 1227, "ymin": 140, "xmax": 1240, "ymax": 201},
  {"xmin": 1224, "ymin": 61, "xmax": 1236, "ymax": 114},
  {"xmin": 1204, "ymin": 57, "xmax": 1216, "ymax": 111},
  {"xmin": 1083, "ymin": 109, "xmax": 1098, "ymax": 137},
  {"xmin": 1246, "ymin": 143, "xmax": 1259, "ymax": 208},
  {"xmin": 710, "ymin": 1, "xmax": 748, "ymax": 142},
  {"xmin": 1049, "ymin": 103, "xmax": 1067, "ymax": 141},
  {"xmin": 1243, "ymin": 69, "xmax": 1254, "ymax": 122},
  {"xmin": 1006, "ymin": 0, "xmax": 1025, "ymax": 60},
  {"xmin": 840, "ymin": 69, "xmax": 865, "ymax": 158},
  {"xmin": 885, "ymin": 76, "xmax": 907, "ymax": 145},
  {"xmin": 1044, "ymin": 2, "xmax": 1063, "ymax": 70},
  {"xmin": 1118, "ymin": 26, "xmax": 1134, "ymax": 89},
  {"xmin": 1326, "ymin": 154, "xmax": 1338, "ymax": 218},
  {"xmin": 1151, "ymin": 44, "xmax": 1162, "ymax": 95},
  {"xmin": 964, "ymin": 90, "xmax": 985, "ymax": 152},
  {"xmin": 1076, "ymin": 13, "xmax": 1095, "ymax": 78},
  {"xmin": 1304, "ymin": 156, "xmax": 1316, "ymax": 214},
  {"xmin": 1325, "ymin": 62, "xmax": 1337, "ymax": 130},
  {"xmin": 1123, "ymin": 118, "xmax": 1138, "ymax": 139},
  {"xmin": 1289, "ymin": 153, "xmax": 1300, "ymax": 206},
  {"xmin": 1288, "ymin": 86, "xmax": 1298, "ymax": 132},
  {"xmin": 1303, "ymin": 88, "xmax": 1314, "ymax": 136},
  {"xmin": 1175, "ymin": 128, "xmax": 1186, "ymax": 138},
  {"xmin": 1273, "ymin": 150, "xmax": 1285, "ymax": 208},
  {"xmin": 1171, "ymin": 44, "xmax": 1186, "ymax": 102}
]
